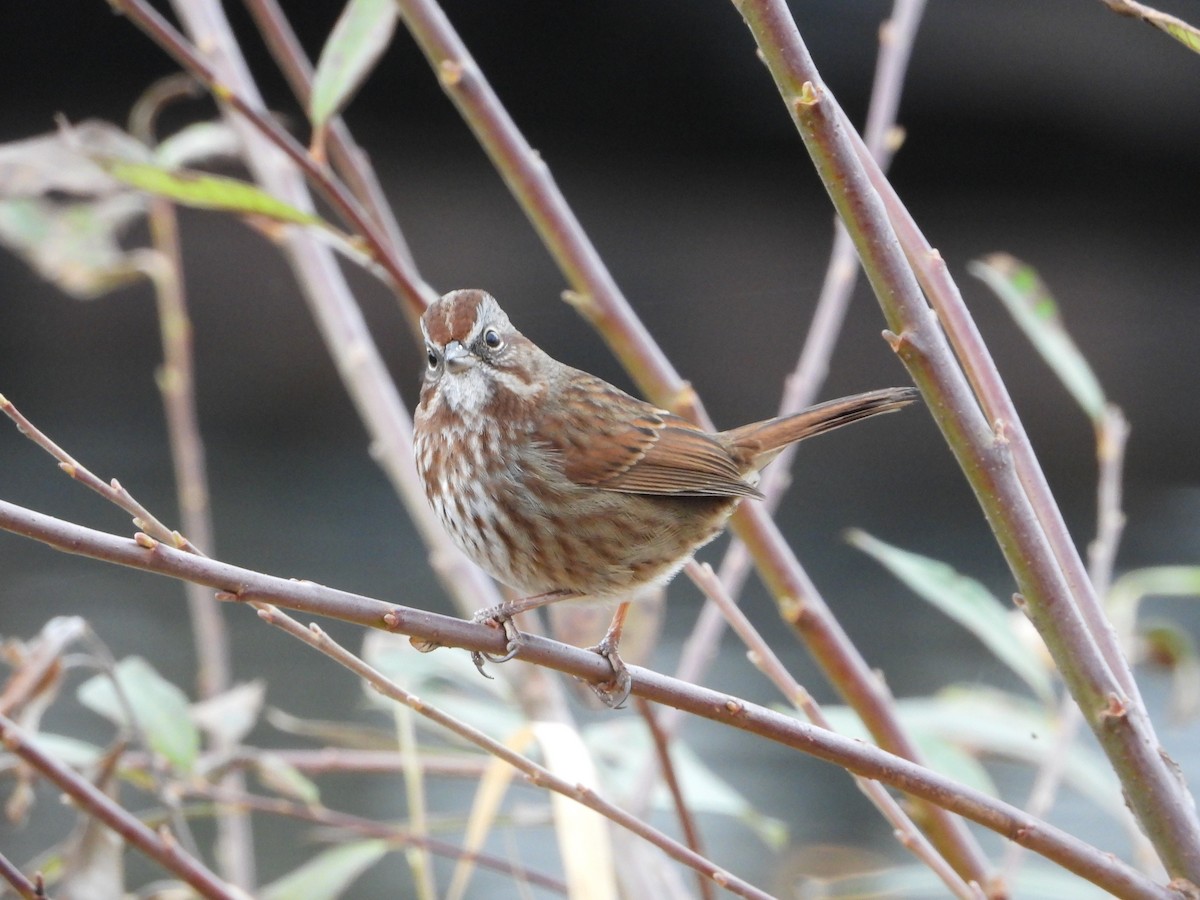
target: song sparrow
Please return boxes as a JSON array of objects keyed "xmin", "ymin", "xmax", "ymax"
[{"xmin": 414, "ymin": 289, "xmax": 916, "ymax": 704}]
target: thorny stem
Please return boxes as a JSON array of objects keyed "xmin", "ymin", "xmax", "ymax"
[
  {"xmin": 734, "ymin": 0, "xmax": 1200, "ymax": 881},
  {"xmin": 0, "ymin": 499, "xmax": 1176, "ymax": 900}
]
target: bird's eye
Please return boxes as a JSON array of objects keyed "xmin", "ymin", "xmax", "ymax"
[
  {"xmin": 426, "ymin": 348, "xmax": 439, "ymax": 369},
  {"xmin": 483, "ymin": 328, "xmax": 503, "ymax": 349}
]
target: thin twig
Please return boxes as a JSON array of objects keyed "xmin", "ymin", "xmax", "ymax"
[
  {"xmin": 187, "ymin": 787, "xmax": 569, "ymax": 893},
  {"xmin": 1003, "ymin": 403, "xmax": 1138, "ymax": 881},
  {"xmin": 675, "ymin": 0, "xmax": 927, "ymax": 713},
  {"xmin": 390, "ymin": 0, "xmax": 990, "ymax": 880},
  {"xmin": 106, "ymin": 0, "xmax": 432, "ymax": 318},
  {"xmin": 735, "ymin": 0, "xmax": 1200, "ymax": 879},
  {"xmin": 134, "ymin": 149, "xmax": 257, "ymax": 884},
  {"xmin": 635, "ymin": 697, "xmax": 714, "ymax": 900},
  {"xmin": 685, "ymin": 562, "xmax": 984, "ymax": 900},
  {"xmin": 0, "ymin": 712, "xmax": 242, "ymax": 900},
  {"xmin": 0, "ymin": 498, "xmax": 1173, "ymax": 900},
  {"xmin": 0, "ymin": 851, "xmax": 42, "ymax": 900},
  {"xmin": 255, "ymin": 608, "xmax": 776, "ymax": 900}
]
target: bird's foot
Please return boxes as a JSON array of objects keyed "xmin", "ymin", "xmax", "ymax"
[
  {"xmin": 470, "ymin": 604, "xmax": 524, "ymax": 677},
  {"xmin": 584, "ymin": 633, "xmax": 633, "ymax": 709}
]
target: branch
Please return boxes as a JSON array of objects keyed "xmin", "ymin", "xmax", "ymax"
[
  {"xmin": 389, "ymin": 0, "xmax": 990, "ymax": 879},
  {"xmin": 734, "ymin": 0, "xmax": 1200, "ymax": 880},
  {"xmin": 256, "ymin": 608, "xmax": 773, "ymax": 900},
  {"xmin": 0, "ymin": 712, "xmax": 241, "ymax": 900},
  {"xmin": 0, "ymin": 499, "xmax": 1175, "ymax": 900}
]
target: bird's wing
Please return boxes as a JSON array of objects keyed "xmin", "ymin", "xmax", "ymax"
[{"xmin": 535, "ymin": 371, "xmax": 760, "ymax": 498}]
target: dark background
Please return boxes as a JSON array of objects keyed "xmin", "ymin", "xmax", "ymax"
[{"xmin": 3, "ymin": 1, "xmax": 1200, "ymax": 896}]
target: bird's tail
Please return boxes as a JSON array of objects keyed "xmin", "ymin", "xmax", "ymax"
[{"xmin": 723, "ymin": 386, "xmax": 919, "ymax": 473}]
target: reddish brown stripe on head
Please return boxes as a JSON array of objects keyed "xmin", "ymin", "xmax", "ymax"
[{"xmin": 423, "ymin": 289, "xmax": 492, "ymax": 346}]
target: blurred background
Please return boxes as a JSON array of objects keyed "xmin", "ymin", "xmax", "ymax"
[{"xmin": 2, "ymin": 1, "xmax": 1200, "ymax": 896}]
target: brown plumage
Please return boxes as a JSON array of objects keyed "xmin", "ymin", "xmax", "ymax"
[{"xmin": 413, "ymin": 289, "xmax": 916, "ymax": 701}]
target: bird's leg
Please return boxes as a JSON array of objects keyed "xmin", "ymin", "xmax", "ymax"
[
  {"xmin": 584, "ymin": 601, "xmax": 633, "ymax": 708},
  {"xmin": 471, "ymin": 589, "xmax": 578, "ymax": 673}
]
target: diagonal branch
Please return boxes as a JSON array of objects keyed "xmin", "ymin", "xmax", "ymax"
[
  {"xmin": 0, "ymin": 498, "xmax": 1175, "ymax": 900},
  {"xmin": 732, "ymin": 0, "xmax": 1200, "ymax": 881}
]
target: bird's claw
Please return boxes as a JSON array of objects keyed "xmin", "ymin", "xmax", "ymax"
[
  {"xmin": 470, "ymin": 606, "xmax": 524, "ymax": 676},
  {"xmin": 585, "ymin": 636, "xmax": 633, "ymax": 709}
]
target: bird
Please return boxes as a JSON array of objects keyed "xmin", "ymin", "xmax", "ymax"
[{"xmin": 413, "ymin": 289, "xmax": 917, "ymax": 705}]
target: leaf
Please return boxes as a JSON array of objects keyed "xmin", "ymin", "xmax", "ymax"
[
  {"xmin": 191, "ymin": 679, "xmax": 266, "ymax": 746},
  {"xmin": 969, "ymin": 253, "xmax": 1106, "ymax": 421},
  {"xmin": 820, "ymin": 686, "xmax": 1123, "ymax": 821},
  {"xmin": 448, "ymin": 727, "xmax": 530, "ymax": 900},
  {"xmin": 95, "ymin": 157, "xmax": 328, "ymax": 228},
  {"xmin": 1138, "ymin": 618, "xmax": 1200, "ymax": 721},
  {"xmin": 816, "ymin": 704, "xmax": 998, "ymax": 799},
  {"xmin": 259, "ymin": 840, "xmax": 388, "ymax": 900},
  {"xmin": 0, "ymin": 120, "xmax": 145, "ymax": 197},
  {"xmin": 77, "ymin": 657, "xmax": 200, "ymax": 774},
  {"xmin": 59, "ymin": 749, "xmax": 125, "ymax": 900},
  {"xmin": 805, "ymin": 859, "xmax": 1111, "ymax": 899},
  {"xmin": 1107, "ymin": 565, "xmax": 1200, "ymax": 647},
  {"xmin": 847, "ymin": 529, "xmax": 1055, "ymax": 702},
  {"xmin": 255, "ymin": 752, "xmax": 321, "ymax": 805},
  {"xmin": 310, "ymin": 0, "xmax": 400, "ymax": 129},
  {"xmin": 1101, "ymin": 0, "xmax": 1200, "ymax": 55},
  {"xmin": 534, "ymin": 722, "xmax": 618, "ymax": 900},
  {"xmin": 360, "ymin": 631, "xmax": 524, "ymax": 741},
  {"xmin": 0, "ymin": 195, "xmax": 145, "ymax": 298},
  {"xmin": 585, "ymin": 719, "xmax": 787, "ymax": 848},
  {"xmin": 154, "ymin": 121, "xmax": 242, "ymax": 170}
]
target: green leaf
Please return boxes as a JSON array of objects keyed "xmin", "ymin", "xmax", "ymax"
[
  {"xmin": 903, "ymin": 687, "xmax": 1125, "ymax": 818},
  {"xmin": 77, "ymin": 657, "xmax": 200, "ymax": 774},
  {"xmin": 0, "ymin": 195, "xmax": 145, "ymax": 299},
  {"xmin": 255, "ymin": 752, "xmax": 321, "ymax": 805},
  {"xmin": 1140, "ymin": 618, "xmax": 1200, "ymax": 720},
  {"xmin": 847, "ymin": 529, "xmax": 1055, "ymax": 702},
  {"xmin": 806, "ymin": 859, "xmax": 1111, "ymax": 899},
  {"xmin": 821, "ymin": 687, "xmax": 1124, "ymax": 820},
  {"xmin": 310, "ymin": 0, "xmax": 400, "ymax": 128},
  {"xmin": 969, "ymin": 253, "xmax": 1106, "ymax": 420},
  {"xmin": 585, "ymin": 719, "xmax": 787, "ymax": 849},
  {"xmin": 361, "ymin": 631, "xmax": 524, "ymax": 741},
  {"xmin": 154, "ymin": 121, "xmax": 241, "ymax": 170},
  {"xmin": 815, "ymin": 704, "xmax": 998, "ymax": 798},
  {"xmin": 1107, "ymin": 565, "xmax": 1200, "ymax": 643},
  {"xmin": 1101, "ymin": 0, "xmax": 1200, "ymax": 55},
  {"xmin": 260, "ymin": 840, "xmax": 388, "ymax": 900},
  {"xmin": 96, "ymin": 157, "xmax": 327, "ymax": 228}
]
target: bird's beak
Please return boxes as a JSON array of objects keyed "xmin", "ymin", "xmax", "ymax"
[{"xmin": 443, "ymin": 340, "xmax": 475, "ymax": 374}]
